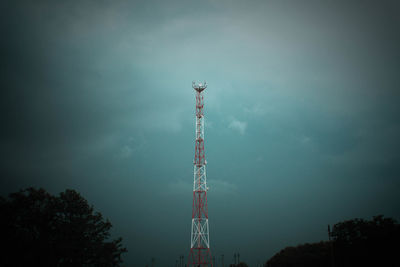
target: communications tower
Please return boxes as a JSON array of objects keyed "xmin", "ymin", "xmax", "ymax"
[{"xmin": 188, "ymin": 81, "xmax": 212, "ymax": 267}]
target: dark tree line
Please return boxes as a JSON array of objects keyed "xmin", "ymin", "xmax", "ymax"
[
  {"xmin": 265, "ymin": 241, "xmax": 330, "ymax": 267},
  {"xmin": 331, "ymin": 215, "xmax": 399, "ymax": 267},
  {"xmin": 265, "ymin": 215, "xmax": 400, "ymax": 267},
  {"xmin": 0, "ymin": 188, "xmax": 127, "ymax": 267}
]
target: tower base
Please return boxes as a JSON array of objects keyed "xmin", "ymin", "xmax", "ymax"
[{"xmin": 188, "ymin": 248, "xmax": 213, "ymax": 267}]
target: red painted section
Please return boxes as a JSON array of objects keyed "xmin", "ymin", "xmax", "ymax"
[{"xmin": 189, "ymin": 248, "xmax": 212, "ymax": 267}]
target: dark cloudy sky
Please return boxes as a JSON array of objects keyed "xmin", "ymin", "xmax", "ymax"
[{"xmin": 1, "ymin": 0, "xmax": 400, "ymax": 266}]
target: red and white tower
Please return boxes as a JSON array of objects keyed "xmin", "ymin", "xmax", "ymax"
[{"xmin": 188, "ymin": 81, "xmax": 212, "ymax": 267}]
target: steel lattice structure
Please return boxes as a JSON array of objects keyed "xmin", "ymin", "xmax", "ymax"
[{"xmin": 188, "ymin": 81, "xmax": 212, "ymax": 267}]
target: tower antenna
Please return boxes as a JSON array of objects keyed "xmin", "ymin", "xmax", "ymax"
[{"xmin": 188, "ymin": 81, "xmax": 212, "ymax": 267}]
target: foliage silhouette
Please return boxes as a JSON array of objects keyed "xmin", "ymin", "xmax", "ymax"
[
  {"xmin": 265, "ymin": 215, "xmax": 400, "ymax": 267},
  {"xmin": 330, "ymin": 215, "xmax": 399, "ymax": 267},
  {"xmin": 265, "ymin": 241, "xmax": 330, "ymax": 267},
  {"xmin": 0, "ymin": 187, "xmax": 127, "ymax": 267}
]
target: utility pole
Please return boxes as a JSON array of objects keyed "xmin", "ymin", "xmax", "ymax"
[
  {"xmin": 188, "ymin": 81, "xmax": 212, "ymax": 267},
  {"xmin": 328, "ymin": 225, "xmax": 335, "ymax": 267}
]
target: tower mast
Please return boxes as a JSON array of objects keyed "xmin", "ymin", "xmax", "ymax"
[{"xmin": 188, "ymin": 81, "xmax": 212, "ymax": 267}]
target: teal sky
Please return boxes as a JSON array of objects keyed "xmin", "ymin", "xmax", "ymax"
[{"xmin": 1, "ymin": 0, "xmax": 400, "ymax": 266}]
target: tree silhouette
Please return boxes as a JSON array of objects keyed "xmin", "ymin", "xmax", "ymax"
[
  {"xmin": 265, "ymin": 241, "xmax": 330, "ymax": 267},
  {"xmin": 0, "ymin": 187, "xmax": 127, "ymax": 266},
  {"xmin": 330, "ymin": 215, "xmax": 399, "ymax": 267},
  {"xmin": 264, "ymin": 215, "xmax": 400, "ymax": 267}
]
